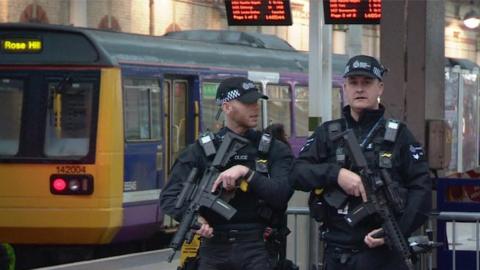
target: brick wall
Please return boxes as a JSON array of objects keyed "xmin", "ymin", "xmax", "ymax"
[
  {"xmin": 7, "ymin": 0, "xmax": 30, "ymax": 22},
  {"xmin": 35, "ymin": 0, "xmax": 69, "ymax": 24},
  {"xmin": 154, "ymin": 0, "xmax": 174, "ymax": 35},
  {"xmin": 111, "ymin": 0, "xmax": 130, "ymax": 32},
  {"xmin": 173, "ymin": 1, "xmax": 193, "ymax": 32},
  {"xmin": 87, "ymin": 0, "xmax": 109, "ymax": 29},
  {"xmin": 0, "ymin": 0, "xmax": 7, "ymax": 22},
  {"xmin": 0, "ymin": 0, "xmax": 311, "ymax": 50},
  {"xmin": 130, "ymin": 0, "xmax": 149, "ymax": 34}
]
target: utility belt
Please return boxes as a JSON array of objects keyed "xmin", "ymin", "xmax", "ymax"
[
  {"xmin": 325, "ymin": 244, "xmax": 365, "ymax": 265},
  {"xmin": 204, "ymin": 228, "xmax": 265, "ymax": 244}
]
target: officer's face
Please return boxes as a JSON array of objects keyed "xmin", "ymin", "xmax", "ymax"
[
  {"xmin": 223, "ymin": 99, "xmax": 259, "ymax": 131},
  {"xmin": 344, "ymin": 75, "xmax": 384, "ymax": 114}
]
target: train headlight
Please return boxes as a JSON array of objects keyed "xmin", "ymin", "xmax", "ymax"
[
  {"xmin": 50, "ymin": 174, "xmax": 94, "ymax": 195},
  {"xmin": 69, "ymin": 179, "xmax": 81, "ymax": 191}
]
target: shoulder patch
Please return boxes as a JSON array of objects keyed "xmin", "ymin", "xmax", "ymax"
[{"xmin": 409, "ymin": 143, "xmax": 425, "ymax": 161}]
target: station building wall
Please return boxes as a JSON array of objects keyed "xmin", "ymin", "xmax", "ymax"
[{"xmin": 1, "ymin": 0, "xmax": 479, "ymax": 64}]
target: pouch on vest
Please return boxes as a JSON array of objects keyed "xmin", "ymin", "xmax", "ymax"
[
  {"xmin": 258, "ymin": 132, "xmax": 272, "ymax": 155},
  {"xmin": 308, "ymin": 189, "xmax": 327, "ymax": 222},
  {"xmin": 328, "ymin": 121, "xmax": 346, "ymax": 166},
  {"xmin": 322, "ymin": 121, "xmax": 349, "ymax": 209},
  {"xmin": 384, "ymin": 119, "xmax": 400, "ymax": 143},
  {"xmin": 255, "ymin": 132, "xmax": 272, "ymax": 174},
  {"xmin": 377, "ymin": 120, "xmax": 405, "ymax": 214},
  {"xmin": 198, "ymin": 131, "xmax": 216, "ymax": 158},
  {"xmin": 255, "ymin": 158, "xmax": 269, "ymax": 173},
  {"xmin": 379, "ymin": 151, "xmax": 393, "ymax": 168}
]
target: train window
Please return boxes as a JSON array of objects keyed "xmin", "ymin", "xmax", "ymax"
[
  {"xmin": 332, "ymin": 87, "xmax": 343, "ymax": 119},
  {"xmin": 255, "ymin": 83, "xmax": 264, "ymax": 131},
  {"xmin": 123, "ymin": 78, "xmax": 162, "ymax": 141},
  {"xmin": 201, "ymin": 82, "xmax": 224, "ymax": 132},
  {"xmin": 0, "ymin": 78, "xmax": 23, "ymax": 155},
  {"xmin": 266, "ymin": 84, "xmax": 291, "ymax": 136},
  {"xmin": 151, "ymin": 83, "xmax": 162, "ymax": 140},
  {"xmin": 172, "ymin": 81, "xmax": 187, "ymax": 155},
  {"xmin": 44, "ymin": 80, "xmax": 93, "ymax": 157},
  {"xmin": 294, "ymin": 86, "xmax": 309, "ymax": 137}
]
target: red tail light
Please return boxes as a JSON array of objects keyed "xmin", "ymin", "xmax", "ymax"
[
  {"xmin": 50, "ymin": 174, "xmax": 94, "ymax": 195},
  {"xmin": 52, "ymin": 178, "xmax": 67, "ymax": 192}
]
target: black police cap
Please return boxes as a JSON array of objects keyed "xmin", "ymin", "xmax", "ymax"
[
  {"xmin": 215, "ymin": 77, "xmax": 268, "ymax": 105},
  {"xmin": 343, "ymin": 55, "xmax": 387, "ymax": 81}
]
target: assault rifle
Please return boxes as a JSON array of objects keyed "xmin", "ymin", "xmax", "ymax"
[
  {"xmin": 328, "ymin": 129, "xmax": 415, "ymax": 270},
  {"xmin": 168, "ymin": 131, "xmax": 250, "ymax": 262}
]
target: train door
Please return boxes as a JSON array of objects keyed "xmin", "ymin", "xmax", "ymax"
[
  {"xmin": 162, "ymin": 77, "xmax": 194, "ymax": 177},
  {"xmin": 121, "ymin": 75, "xmax": 165, "ymax": 238}
]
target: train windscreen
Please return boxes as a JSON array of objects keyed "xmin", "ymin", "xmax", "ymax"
[
  {"xmin": 0, "ymin": 71, "xmax": 100, "ymax": 163},
  {"xmin": 0, "ymin": 78, "xmax": 23, "ymax": 155},
  {"xmin": 44, "ymin": 80, "xmax": 94, "ymax": 157}
]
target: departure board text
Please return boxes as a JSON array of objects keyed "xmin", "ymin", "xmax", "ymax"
[
  {"xmin": 225, "ymin": 0, "xmax": 293, "ymax": 26},
  {"xmin": 324, "ymin": 0, "xmax": 381, "ymax": 25}
]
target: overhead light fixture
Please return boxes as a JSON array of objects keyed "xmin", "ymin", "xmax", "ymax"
[{"xmin": 464, "ymin": 9, "xmax": 480, "ymax": 29}]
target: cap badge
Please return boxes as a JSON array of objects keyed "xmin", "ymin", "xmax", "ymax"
[
  {"xmin": 353, "ymin": 61, "xmax": 371, "ymax": 69},
  {"xmin": 242, "ymin": 82, "xmax": 255, "ymax": 90}
]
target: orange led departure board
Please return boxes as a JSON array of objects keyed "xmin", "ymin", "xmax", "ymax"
[
  {"xmin": 324, "ymin": 0, "xmax": 381, "ymax": 25},
  {"xmin": 225, "ymin": 0, "xmax": 292, "ymax": 26}
]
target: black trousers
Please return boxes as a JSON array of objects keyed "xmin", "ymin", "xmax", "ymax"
[
  {"xmin": 324, "ymin": 246, "xmax": 411, "ymax": 270},
  {"xmin": 197, "ymin": 239, "xmax": 273, "ymax": 270}
]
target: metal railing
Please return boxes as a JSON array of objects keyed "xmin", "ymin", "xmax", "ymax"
[
  {"xmin": 434, "ymin": 211, "xmax": 480, "ymax": 270},
  {"xmin": 286, "ymin": 207, "xmax": 310, "ymax": 264},
  {"xmin": 284, "ymin": 207, "xmax": 474, "ymax": 270},
  {"xmin": 286, "ymin": 207, "xmax": 322, "ymax": 270}
]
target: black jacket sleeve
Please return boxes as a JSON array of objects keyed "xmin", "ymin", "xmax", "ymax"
[
  {"xmin": 159, "ymin": 143, "xmax": 205, "ymax": 222},
  {"xmin": 248, "ymin": 139, "xmax": 294, "ymax": 211},
  {"xmin": 290, "ymin": 125, "xmax": 342, "ymax": 192},
  {"xmin": 395, "ymin": 126, "xmax": 432, "ymax": 236}
]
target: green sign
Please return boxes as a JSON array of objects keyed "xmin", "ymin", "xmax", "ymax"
[{"xmin": 202, "ymin": 83, "xmax": 219, "ymax": 98}]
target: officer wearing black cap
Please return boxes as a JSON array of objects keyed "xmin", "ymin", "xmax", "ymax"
[
  {"xmin": 160, "ymin": 77, "xmax": 294, "ymax": 270},
  {"xmin": 291, "ymin": 55, "xmax": 431, "ymax": 270}
]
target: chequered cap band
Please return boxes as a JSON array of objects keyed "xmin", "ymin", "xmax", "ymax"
[{"xmin": 216, "ymin": 89, "xmax": 241, "ymax": 105}]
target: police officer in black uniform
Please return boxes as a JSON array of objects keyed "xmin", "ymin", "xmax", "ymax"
[
  {"xmin": 291, "ymin": 55, "xmax": 431, "ymax": 270},
  {"xmin": 160, "ymin": 77, "xmax": 293, "ymax": 270}
]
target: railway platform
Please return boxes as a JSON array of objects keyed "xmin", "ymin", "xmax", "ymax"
[{"xmin": 35, "ymin": 249, "xmax": 179, "ymax": 270}]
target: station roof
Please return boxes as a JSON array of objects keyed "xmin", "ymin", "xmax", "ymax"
[{"xmin": 163, "ymin": 30, "xmax": 296, "ymax": 51}]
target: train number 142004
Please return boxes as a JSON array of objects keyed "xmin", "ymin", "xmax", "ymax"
[{"xmin": 56, "ymin": 166, "xmax": 87, "ymax": 174}]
